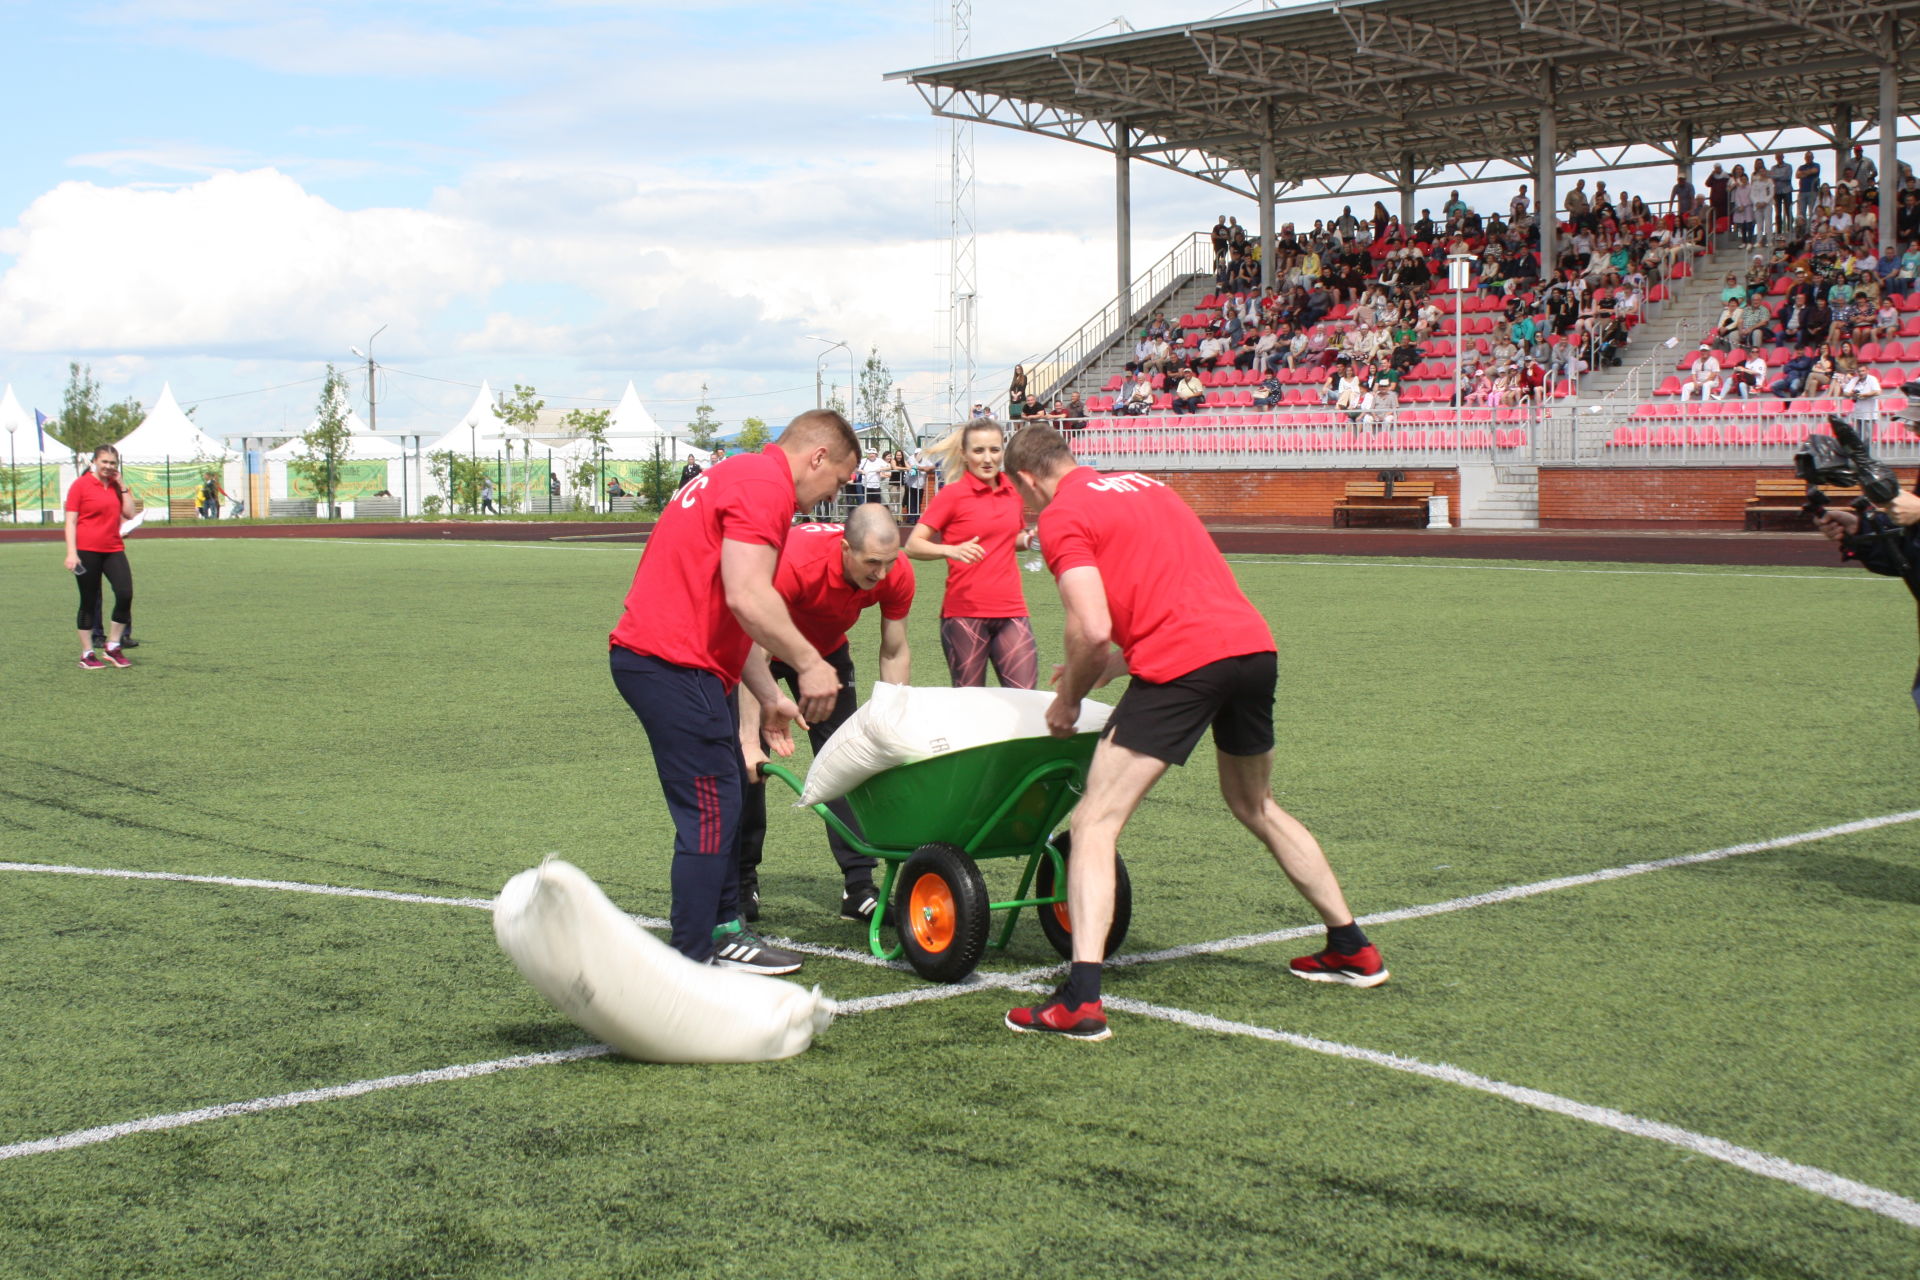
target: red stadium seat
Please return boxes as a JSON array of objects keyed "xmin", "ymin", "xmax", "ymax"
[{"xmin": 1655, "ymin": 376, "xmax": 1682, "ymax": 396}]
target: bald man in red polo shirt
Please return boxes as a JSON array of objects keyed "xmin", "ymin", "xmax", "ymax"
[
  {"xmin": 1000, "ymin": 423, "xmax": 1387, "ymax": 1042},
  {"xmin": 736, "ymin": 503, "xmax": 915, "ymax": 925},
  {"xmin": 609, "ymin": 409, "xmax": 861, "ymax": 973}
]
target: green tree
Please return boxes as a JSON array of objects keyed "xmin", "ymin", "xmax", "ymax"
[
  {"xmin": 561, "ymin": 407, "xmax": 612, "ymax": 512},
  {"xmin": 428, "ymin": 450, "xmax": 489, "ymax": 515},
  {"xmin": 685, "ymin": 383, "xmax": 723, "ymax": 451},
  {"xmin": 857, "ymin": 347, "xmax": 894, "ymax": 444},
  {"xmin": 58, "ymin": 362, "xmax": 143, "ymax": 453},
  {"xmin": 735, "ymin": 416, "xmax": 770, "ymax": 451},
  {"xmin": 289, "ymin": 365, "xmax": 353, "ymax": 518},
  {"xmin": 495, "ymin": 384, "xmax": 544, "ymax": 433}
]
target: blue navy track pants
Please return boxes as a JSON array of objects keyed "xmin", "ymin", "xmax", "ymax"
[{"xmin": 609, "ymin": 647, "xmax": 747, "ymax": 961}]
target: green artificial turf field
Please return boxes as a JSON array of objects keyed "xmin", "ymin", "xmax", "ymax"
[{"xmin": 2, "ymin": 534, "xmax": 1917, "ymax": 1279}]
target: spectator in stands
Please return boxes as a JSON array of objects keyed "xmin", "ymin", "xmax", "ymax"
[
  {"xmin": 1803, "ymin": 346, "xmax": 1837, "ymax": 398},
  {"xmin": 1796, "ymin": 151, "xmax": 1821, "ymax": 230},
  {"xmin": 1770, "ymin": 346, "xmax": 1817, "ymax": 398},
  {"xmin": 1750, "ymin": 164, "xmax": 1774, "ymax": 241},
  {"xmin": 1170, "ymin": 366, "xmax": 1206, "ymax": 416},
  {"xmin": 1722, "ymin": 349, "xmax": 1767, "ymax": 400},
  {"xmin": 1064, "ymin": 391, "xmax": 1087, "ymax": 430},
  {"xmin": 1730, "ymin": 167, "xmax": 1755, "ymax": 245},
  {"xmin": 1143, "ymin": 334, "xmax": 1173, "ymax": 375},
  {"xmin": 904, "ymin": 444, "xmax": 929, "ymax": 517},
  {"xmin": 1874, "ymin": 299, "xmax": 1902, "ymax": 341},
  {"xmin": 1114, "ymin": 370, "xmax": 1153, "ymax": 416},
  {"xmin": 1006, "ymin": 366, "xmax": 1028, "ymax": 419},
  {"xmin": 1706, "ymin": 163, "xmax": 1731, "ymax": 228},
  {"xmin": 1846, "ymin": 143, "xmax": 1877, "ymax": 191},
  {"xmin": 1802, "ymin": 296, "xmax": 1833, "ymax": 347},
  {"xmin": 1895, "ymin": 241, "xmax": 1920, "ymax": 295},
  {"xmin": 1253, "ymin": 370, "xmax": 1284, "ymax": 409},
  {"xmin": 1679, "ymin": 347, "xmax": 1722, "ymax": 402},
  {"xmin": 1735, "ymin": 293, "xmax": 1772, "ymax": 349},
  {"xmin": 1845, "ymin": 366, "xmax": 1883, "ymax": 432},
  {"xmin": 1211, "ymin": 216, "xmax": 1230, "ymax": 257},
  {"xmin": 1834, "ymin": 339, "xmax": 1862, "ymax": 379},
  {"xmin": 1768, "ymin": 153, "xmax": 1794, "ymax": 233}
]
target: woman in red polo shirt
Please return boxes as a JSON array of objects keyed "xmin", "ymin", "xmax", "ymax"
[
  {"xmin": 905, "ymin": 420, "xmax": 1039, "ymax": 688},
  {"xmin": 63, "ymin": 444, "xmax": 138, "ymax": 670}
]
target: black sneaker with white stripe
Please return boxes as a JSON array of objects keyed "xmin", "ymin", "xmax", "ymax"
[
  {"xmin": 710, "ymin": 921, "xmax": 803, "ymax": 975},
  {"xmin": 839, "ymin": 882, "xmax": 892, "ymax": 926}
]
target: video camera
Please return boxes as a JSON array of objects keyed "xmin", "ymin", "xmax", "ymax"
[{"xmin": 1795, "ymin": 414, "xmax": 1911, "ymax": 572}]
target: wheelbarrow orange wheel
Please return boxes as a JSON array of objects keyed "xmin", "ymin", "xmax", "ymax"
[
  {"xmin": 894, "ymin": 842, "xmax": 990, "ymax": 983},
  {"xmin": 1033, "ymin": 832, "xmax": 1132, "ymax": 962}
]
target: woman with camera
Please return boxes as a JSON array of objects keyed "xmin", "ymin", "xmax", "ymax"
[{"xmin": 63, "ymin": 444, "xmax": 139, "ymax": 670}]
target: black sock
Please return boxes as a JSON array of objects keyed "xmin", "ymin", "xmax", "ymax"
[
  {"xmin": 1327, "ymin": 921, "xmax": 1369, "ymax": 954},
  {"xmin": 1061, "ymin": 961, "xmax": 1102, "ymax": 1006}
]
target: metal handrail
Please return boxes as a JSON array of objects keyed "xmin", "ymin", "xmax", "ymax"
[{"xmin": 985, "ymin": 233, "xmax": 1215, "ymax": 415}]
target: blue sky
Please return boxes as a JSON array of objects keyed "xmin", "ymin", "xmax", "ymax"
[{"xmin": 0, "ymin": 0, "xmax": 1243, "ymax": 443}]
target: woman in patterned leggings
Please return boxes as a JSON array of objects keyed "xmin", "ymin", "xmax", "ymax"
[{"xmin": 905, "ymin": 420, "xmax": 1039, "ymax": 688}]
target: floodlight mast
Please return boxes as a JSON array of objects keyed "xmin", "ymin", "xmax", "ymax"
[{"xmin": 349, "ymin": 324, "xmax": 387, "ymax": 436}]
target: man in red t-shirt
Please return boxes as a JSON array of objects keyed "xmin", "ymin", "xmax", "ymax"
[
  {"xmin": 999, "ymin": 424, "xmax": 1388, "ymax": 1042},
  {"xmin": 608, "ymin": 410, "xmax": 860, "ymax": 972},
  {"xmin": 736, "ymin": 503, "xmax": 915, "ymax": 925}
]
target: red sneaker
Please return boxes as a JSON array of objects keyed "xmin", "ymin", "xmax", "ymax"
[
  {"xmin": 1289, "ymin": 943, "xmax": 1390, "ymax": 988},
  {"xmin": 78, "ymin": 652, "xmax": 107, "ymax": 670},
  {"xmin": 1005, "ymin": 987, "xmax": 1111, "ymax": 1040},
  {"xmin": 102, "ymin": 646, "xmax": 131, "ymax": 668}
]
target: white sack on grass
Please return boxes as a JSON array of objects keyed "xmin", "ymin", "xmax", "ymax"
[
  {"xmin": 492, "ymin": 859, "xmax": 833, "ymax": 1064},
  {"xmin": 797, "ymin": 683, "xmax": 1112, "ymax": 806}
]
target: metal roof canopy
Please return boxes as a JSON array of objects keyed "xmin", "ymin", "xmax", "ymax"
[
  {"xmin": 886, "ymin": 0, "xmax": 1920, "ymax": 204},
  {"xmin": 889, "ymin": 0, "xmax": 1920, "ymax": 411}
]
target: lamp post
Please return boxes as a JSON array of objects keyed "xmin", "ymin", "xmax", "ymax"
[
  {"xmin": 1448, "ymin": 253, "xmax": 1474, "ymax": 426},
  {"xmin": 5, "ymin": 419, "xmax": 15, "ymax": 524},
  {"xmin": 806, "ymin": 335, "xmax": 854, "ymax": 421}
]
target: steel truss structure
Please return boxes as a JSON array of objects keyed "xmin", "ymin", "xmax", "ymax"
[{"xmin": 890, "ymin": 0, "xmax": 1920, "ymax": 201}]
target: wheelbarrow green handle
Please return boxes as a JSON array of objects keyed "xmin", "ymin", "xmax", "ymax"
[{"xmin": 756, "ymin": 760, "xmax": 870, "ymax": 852}]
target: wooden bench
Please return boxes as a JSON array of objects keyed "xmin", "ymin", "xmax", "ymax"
[
  {"xmin": 1332, "ymin": 480, "xmax": 1437, "ymax": 527},
  {"xmin": 1744, "ymin": 479, "xmax": 1861, "ymax": 530}
]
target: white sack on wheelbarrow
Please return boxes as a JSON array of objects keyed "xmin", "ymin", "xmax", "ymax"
[
  {"xmin": 797, "ymin": 683, "xmax": 1112, "ymax": 806},
  {"xmin": 493, "ymin": 859, "xmax": 834, "ymax": 1064}
]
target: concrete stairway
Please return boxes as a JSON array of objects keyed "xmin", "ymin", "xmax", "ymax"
[
  {"xmin": 1459, "ymin": 462, "xmax": 1540, "ymax": 529},
  {"xmin": 1045, "ymin": 274, "xmax": 1218, "ymax": 404}
]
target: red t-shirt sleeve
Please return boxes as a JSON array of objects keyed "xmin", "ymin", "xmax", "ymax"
[
  {"xmin": 879, "ymin": 555, "xmax": 916, "ymax": 620},
  {"xmin": 718, "ymin": 477, "xmax": 790, "ymax": 548},
  {"xmin": 918, "ymin": 482, "xmax": 958, "ymax": 533},
  {"xmin": 64, "ymin": 480, "xmax": 84, "ymax": 513},
  {"xmin": 1040, "ymin": 505, "xmax": 1096, "ymax": 575}
]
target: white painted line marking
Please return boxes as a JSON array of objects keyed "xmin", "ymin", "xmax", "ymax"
[
  {"xmin": 1112, "ymin": 808, "xmax": 1920, "ymax": 968},
  {"xmin": 1221, "ymin": 557, "xmax": 1885, "ymax": 582},
  {"xmin": 0, "ymin": 1045, "xmax": 614, "ymax": 1162},
  {"xmin": 1103, "ymin": 996, "xmax": 1920, "ymax": 1230},
  {"xmin": 0, "ymin": 862, "xmax": 496, "ymax": 910}
]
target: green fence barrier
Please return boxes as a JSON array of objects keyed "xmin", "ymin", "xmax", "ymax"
[{"xmin": 287, "ymin": 460, "xmax": 389, "ymax": 501}]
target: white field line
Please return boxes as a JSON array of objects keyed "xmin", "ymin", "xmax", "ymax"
[
  {"xmin": 1100, "ymin": 996, "xmax": 1920, "ymax": 1231},
  {"xmin": 0, "ymin": 981, "xmax": 1003, "ymax": 1164},
  {"xmin": 1221, "ymin": 557, "xmax": 1888, "ymax": 582},
  {"xmin": 0, "ymin": 1045, "xmax": 614, "ymax": 1162},
  {"xmin": 0, "ymin": 862, "xmax": 496, "ymax": 910},
  {"xmin": 1112, "ymin": 807, "xmax": 1920, "ymax": 969}
]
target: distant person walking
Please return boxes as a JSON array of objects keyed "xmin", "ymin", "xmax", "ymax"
[
  {"xmin": 64, "ymin": 444, "xmax": 138, "ymax": 670},
  {"xmin": 905, "ymin": 419, "xmax": 1039, "ymax": 689},
  {"xmin": 480, "ymin": 476, "xmax": 499, "ymax": 514}
]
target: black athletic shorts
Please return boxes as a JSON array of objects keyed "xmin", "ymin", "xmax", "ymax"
[{"xmin": 1106, "ymin": 650, "xmax": 1277, "ymax": 766}]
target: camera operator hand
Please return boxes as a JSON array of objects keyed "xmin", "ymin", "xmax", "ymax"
[
  {"xmin": 1891, "ymin": 490, "xmax": 1920, "ymax": 527},
  {"xmin": 1816, "ymin": 509, "xmax": 1860, "ymax": 542}
]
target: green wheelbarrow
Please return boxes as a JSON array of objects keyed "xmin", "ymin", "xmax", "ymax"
[{"xmin": 759, "ymin": 732, "xmax": 1132, "ymax": 983}]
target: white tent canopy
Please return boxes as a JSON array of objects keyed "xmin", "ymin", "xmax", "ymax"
[
  {"xmin": 0, "ymin": 385, "xmax": 74, "ymax": 464},
  {"xmin": 264, "ymin": 387, "xmax": 402, "ymax": 460},
  {"xmin": 112, "ymin": 384, "xmax": 231, "ymax": 461},
  {"xmin": 424, "ymin": 380, "xmax": 506, "ymax": 456}
]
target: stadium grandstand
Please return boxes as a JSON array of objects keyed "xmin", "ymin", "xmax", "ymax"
[{"xmin": 889, "ymin": 0, "xmax": 1920, "ymax": 529}]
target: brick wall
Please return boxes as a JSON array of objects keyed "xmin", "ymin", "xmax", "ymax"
[
  {"xmin": 1132, "ymin": 468, "xmax": 1460, "ymax": 525},
  {"xmin": 1538, "ymin": 467, "xmax": 1787, "ymax": 528}
]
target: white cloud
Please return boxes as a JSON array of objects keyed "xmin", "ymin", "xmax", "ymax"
[{"xmin": 0, "ymin": 168, "xmax": 496, "ymax": 356}]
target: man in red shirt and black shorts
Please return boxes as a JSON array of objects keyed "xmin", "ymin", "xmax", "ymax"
[
  {"xmin": 609, "ymin": 410, "xmax": 860, "ymax": 974},
  {"xmin": 1000, "ymin": 424, "xmax": 1388, "ymax": 1042},
  {"xmin": 736, "ymin": 503, "xmax": 915, "ymax": 925}
]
